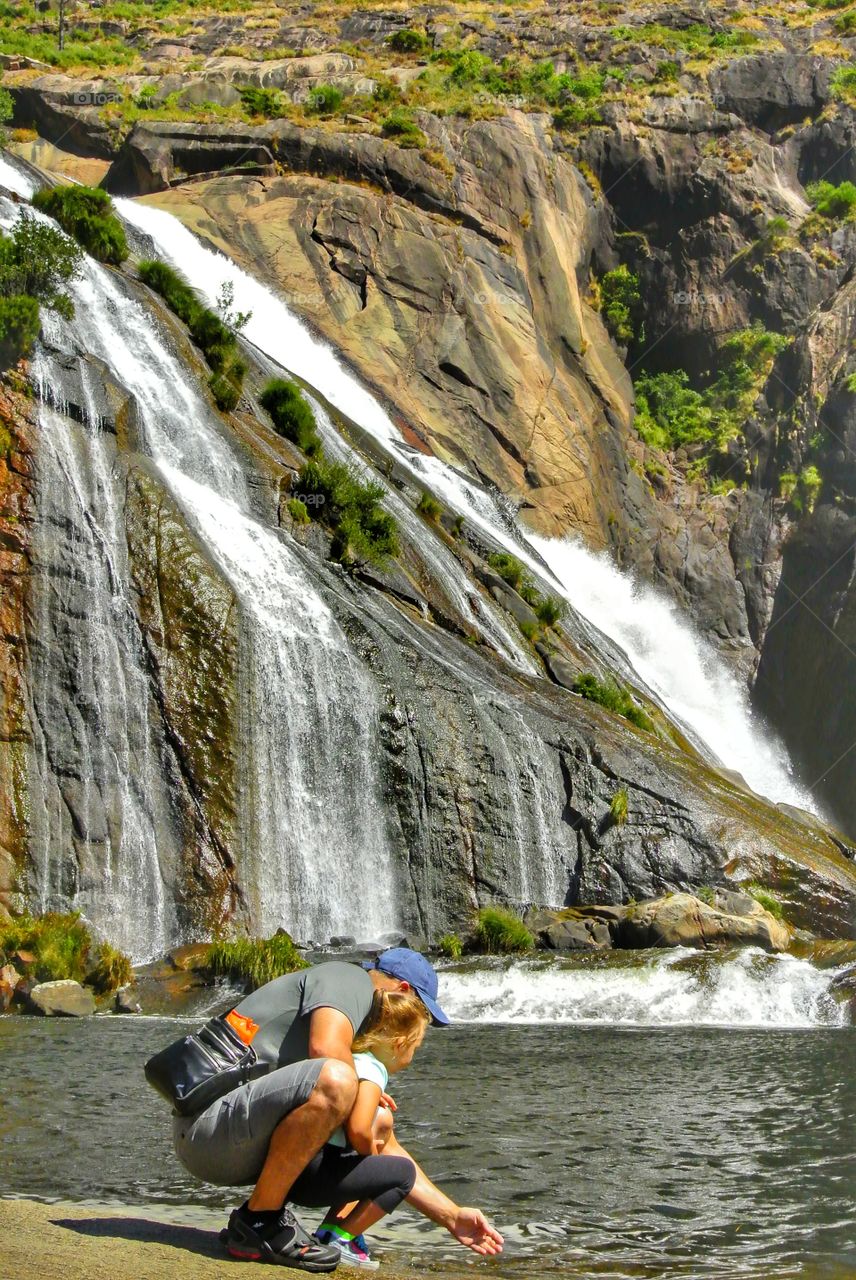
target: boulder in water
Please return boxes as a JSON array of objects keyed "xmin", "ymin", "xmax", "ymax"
[
  {"xmin": 114, "ymin": 985, "xmax": 142, "ymax": 1014},
  {"xmin": 614, "ymin": 893, "xmax": 789, "ymax": 953},
  {"xmin": 28, "ymin": 979, "xmax": 96, "ymax": 1017}
]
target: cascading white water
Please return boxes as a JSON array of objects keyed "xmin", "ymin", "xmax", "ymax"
[
  {"xmin": 118, "ymin": 198, "xmax": 817, "ymax": 814},
  {"xmin": 1, "ymin": 179, "xmax": 399, "ymax": 950},
  {"xmin": 25, "ymin": 396, "xmax": 175, "ymax": 959},
  {"xmin": 439, "ymin": 952, "xmax": 849, "ymax": 1029}
]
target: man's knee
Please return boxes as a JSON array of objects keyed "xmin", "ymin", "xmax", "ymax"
[{"xmin": 313, "ymin": 1058, "xmax": 358, "ymax": 1123}]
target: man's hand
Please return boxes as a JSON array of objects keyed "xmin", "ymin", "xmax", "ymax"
[
  {"xmin": 378, "ymin": 1092, "xmax": 397, "ymax": 1111},
  {"xmin": 450, "ymin": 1208, "xmax": 504, "ymax": 1256}
]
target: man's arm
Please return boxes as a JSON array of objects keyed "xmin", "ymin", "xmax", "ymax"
[
  {"xmin": 383, "ymin": 1132, "xmax": 504, "ymax": 1256},
  {"xmin": 307, "ymin": 1007, "xmax": 356, "ymax": 1065}
]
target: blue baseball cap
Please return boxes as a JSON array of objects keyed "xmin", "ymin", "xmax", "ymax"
[{"xmin": 362, "ymin": 947, "xmax": 450, "ymax": 1027}]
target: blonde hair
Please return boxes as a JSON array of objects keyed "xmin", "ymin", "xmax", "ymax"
[{"xmin": 352, "ymin": 989, "xmax": 430, "ymax": 1055}]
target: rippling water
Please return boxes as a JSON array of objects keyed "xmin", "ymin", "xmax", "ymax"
[{"xmin": 1, "ymin": 1007, "xmax": 854, "ymax": 1278}]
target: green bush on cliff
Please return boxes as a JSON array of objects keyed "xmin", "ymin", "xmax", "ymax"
[
  {"xmin": 599, "ymin": 265, "xmax": 642, "ymax": 346},
  {"xmin": 0, "ymin": 912, "xmax": 132, "ymax": 991},
  {"xmin": 260, "ymin": 378, "xmax": 322, "ymax": 456},
  {"xmin": 297, "ymin": 457, "xmax": 399, "ymax": 566},
  {"xmin": 386, "ymin": 28, "xmax": 429, "ymax": 54},
  {"xmin": 474, "ymin": 906, "xmax": 533, "ymax": 955},
  {"xmin": 381, "ymin": 108, "xmax": 426, "ymax": 147},
  {"xmin": 744, "ymin": 883, "xmax": 785, "ymax": 922},
  {"xmin": 417, "ymin": 491, "xmax": 443, "ymax": 521},
  {"xmin": 0, "ymin": 213, "xmax": 83, "ymax": 367},
  {"xmin": 208, "ymin": 932, "xmax": 308, "ymax": 989},
  {"xmin": 239, "ymin": 85, "xmax": 284, "ymax": 118},
  {"xmin": 831, "ymin": 66, "xmax": 856, "ymax": 106},
  {"xmin": 487, "ymin": 551, "xmax": 525, "ymax": 590},
  {"xmin": 138, "ymin": 258, "xmax": 247, "ymax": 411},
  {"xmin": 806, "ymin": 180, "xmax": 856, "ymax": 221},
  {"xmin": 87, "ymin": 941, "xmax": 134, "ymax": 994},
  {"xmin": 0, "ymin": 86, "xmax": 12, "ymax": 146},
  {"xmin": 32, "ymin": 185, "xmax": 128, "ymax": 265},
  {"xmin": 535, "ymin": 595, "xmax": 565, "ymax": 627},
  {"xmin": 573, "ymin": 673, "xmax": 655, "ymax": 733},
  {"xmin": 308, "ymin": 84, "xmax": 344, "ymax": 116},
  {"xmin": 634, "ymin": 325, "xmax": 789, "ymax": 472},
  {"xmin": 437, "ymin": 932, "xmax": 463, "ymax": 959},
  {"xmin": 0, "ymin": 296, "xmax": 40, "ymax": 370}
]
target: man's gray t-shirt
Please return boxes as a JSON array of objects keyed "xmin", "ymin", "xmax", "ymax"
[{"xmin": 231, "ymin": 961, "xmax": 375, "ymax": 1068}]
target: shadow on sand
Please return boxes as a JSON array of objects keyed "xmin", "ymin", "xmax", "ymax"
[{"xmin": 52, "ymin": 1215, "xmax": 233, "ymax": 1263}]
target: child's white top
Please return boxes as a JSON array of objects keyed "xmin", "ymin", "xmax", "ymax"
[{"xmin": 327, "ymin": 1051, "xmax": 389, "ymax": 1148}]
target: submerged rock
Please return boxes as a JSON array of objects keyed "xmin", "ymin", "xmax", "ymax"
[{"xmin": 28, "ymin": 979, "xmax": 96, "ymax": 1017}]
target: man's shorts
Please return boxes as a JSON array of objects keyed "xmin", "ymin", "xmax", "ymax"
[{"xmin": 172, "ymin": 1058, "xmax": 325, "ymax": 1185}]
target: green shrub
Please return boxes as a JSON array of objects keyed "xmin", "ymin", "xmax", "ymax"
[
  {"xmin": 599, "ymin": 265, "xmax": 641, "ymax": 346},
  {"xmin": 139, "ymin": 259, "xmax": 247, "ymax": 408},
  {"xmin": 805, "ymin": 180, "xmax": 856, "ymax": 220},
  {"xmin": 573, "ymin": 673, "xmax": 655, "ymax": 733},
  {"xmin": 451, "ymin": 514, "xmax": 465, "ymax": 537},
  {"xmin": 0, "ymin": 912, "xmax": 90, "ymax": 982},
  {"xmin": 387, "ymin": 28, "xmax": 429, "ymax": 53},
  {"xmin": 381, "ymin": 108, "xmax": 426, "ymax": 147},
  {"xmin": 834, "ymin": 10, "xmax": 856, "ymax": 32},
  {"xmin": 32, "ymin": 185, "xmax": 127, "ymax": 265},
  {"xmin": 260, "ymin": 378, "xmax": 322, "ymax": 455},
  {"xmin": 437, "ymin": 932, "xmax": 463, "ymax": 959},
  {"xmin": 0, "ymin": 295, "xmax": 40, "ymax": 368},
  {"xmin": 0, "ymin": 911, "xmax": 129, "ymax": 989},
  {"xmin": 831, "ymin": 65, "xmax": 856, "ymax": 105},
  {"xmin": 297, "ymin": 457, "xmax": 398, "ymax": 565},
  {"xmin": 209, "ymin": 365, "xmax": 245, "ymax": 411},
  {"xmin": 634, "ymin": 325, "xmax": 788, "ymax": 468},
  {"xmin": 552, "ymin": 101, "xmax": 603, "ymax": 129},
  {"xmin": 609, "ymin": 787, "xmax": 628, "ymax": 826},
  {"xmin": 239, "ymin": 85, "xmax": 284, "ymax": 117},
  {"xmin": 487, "ymin": 550, "xmax": 525, "ymax": 590},
  {"xmin": 474, "ymin": 906, "xmax": 534, "ymax": 954},
  {"xmin": 696, "ymin": 885, "xmax": 716, "ymax": 905},
  {"xmin": 519, "ymin": 618, "xmax": 540, "ymax": 642},
  {"xmin": 0, "ymin": 212, "xmax": 82, "ymax": 314},
  {"xmin": 0, "ymin": 85, "xmax": 12, "ymax": 144},
  {"xmin": 536, "ymin": 595, "xmax": 565, "ymax": 627},
  {"xmin": 745, "ymin": 883, "xmax": 785, "ymax": 922},
  {"xmin": 416, "ymin": 490, "xmax": 443, "ymax": 521},
  {"xmin": 207, "ymin": 932, "xmax": 308, "ymax": 989},
  {"xmin": 87, "ymin": 941, "xmax": 134, "ymax": 994},
  {"xmin": 287, "ymin": 497, "xmax": 310, "ymax": 524},
  {"xmin": 308, "ymin": 84, "xmax": 344, "ymax": 115}
]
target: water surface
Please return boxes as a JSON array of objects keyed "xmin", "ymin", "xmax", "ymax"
[{"xmin": 1, "ymin": 1015, "xmax": 854, "ymax": 1278}]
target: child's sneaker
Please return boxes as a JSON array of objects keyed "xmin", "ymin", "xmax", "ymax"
[{"xmin": 314, "ymin": 1229, "xmax": 379, "ymax": 1271}]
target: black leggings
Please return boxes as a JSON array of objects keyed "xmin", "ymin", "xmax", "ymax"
[{"xmin": 289, "ymin": 1147, "xmax": 416, "ymax": 1214}]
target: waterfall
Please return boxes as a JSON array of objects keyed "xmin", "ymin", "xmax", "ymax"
[
  {"xmin": 439, "ymin": 952, "xmax": 850, "ymax": 1029},
  {"xmin": 2, "ymin": 184, "xmax": 399, "ymax": 953},
  {"xmin": 117, "ymin": 199, "xmax": 817, "ymax": 815}
]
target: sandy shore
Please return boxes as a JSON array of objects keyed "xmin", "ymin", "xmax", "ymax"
[{"xmin": 0, "ymin": 1198, "xmax": 478, "ymax": 1280}]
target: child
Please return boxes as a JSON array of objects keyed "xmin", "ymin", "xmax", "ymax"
[{"xmin": 288, "ymin": 989, "xmax": 430, "ymax": 1270}]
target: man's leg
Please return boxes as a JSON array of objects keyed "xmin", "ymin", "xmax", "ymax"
[{"xmin": 248, "ymin": 1058, "xmax": 357, "ymax": 1210}]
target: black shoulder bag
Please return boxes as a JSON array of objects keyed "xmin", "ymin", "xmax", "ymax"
[{"xmin": 144, "ymin": 1013, "xmax": 268, "ymax": 1116}]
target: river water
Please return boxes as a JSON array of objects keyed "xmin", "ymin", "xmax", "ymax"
[{"xmin": 1, "ymin": 960, "xmax": 854, "ymax": 1279}]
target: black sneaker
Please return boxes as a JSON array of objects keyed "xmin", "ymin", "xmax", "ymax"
[{"xmin": 223, "ymin": 1203, "xmax": 340, "ymax": 1271}]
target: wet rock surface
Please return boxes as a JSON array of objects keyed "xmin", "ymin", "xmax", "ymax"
[{"xmin": 28, "ymin": 978, "xmax": 96, "ymax": 1017}]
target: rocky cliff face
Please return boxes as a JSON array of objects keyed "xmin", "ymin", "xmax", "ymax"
[
  {"xmin": 0, "ymin": 376, "xmax": 36, "ymax": 922},
  {"xmin": 3, "ymin": 0, "xmax": 856, "ymax": 941}
]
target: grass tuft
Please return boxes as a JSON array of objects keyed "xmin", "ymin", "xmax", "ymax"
[
  {"xmin": 207, "ymin": 932, "xmax": 308, "ymax": 988},
  {"xmin": 474, "ymin": 906, "xmax": 534, "ymax": 954}
]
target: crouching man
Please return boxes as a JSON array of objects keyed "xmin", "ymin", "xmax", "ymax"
[{"xmin": 167, "ymin": 948, "xmax": 503, "ymax": 1270}]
